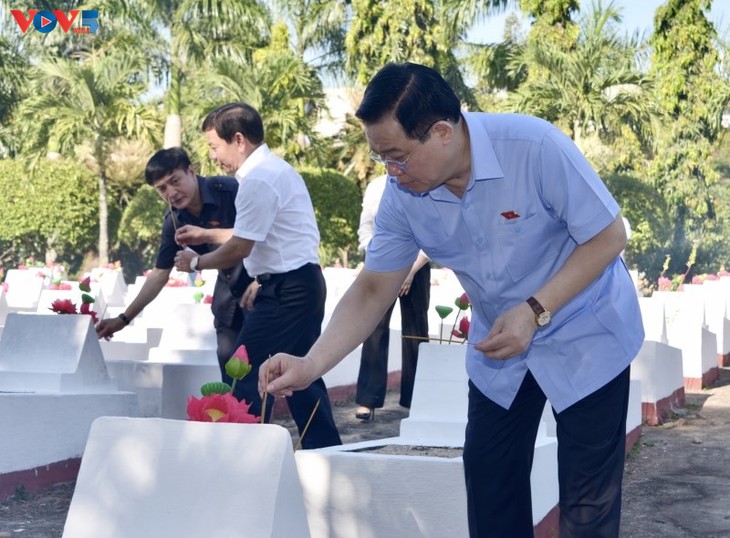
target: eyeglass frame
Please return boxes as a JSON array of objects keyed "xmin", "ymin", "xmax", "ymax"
[{"xmin": 368, "ymin": 118, "xmax": 448, "ymax": 172}]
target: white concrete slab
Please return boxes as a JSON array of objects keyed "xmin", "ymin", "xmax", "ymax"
[
  {"xmin": 399, "ymin": 342, "xmax": 469, "ymax": 445},
  {"xmin": 638, "ymin": 297, "xmax": 668, "ymax": 344},
  {"xmin": 631, "ymin": 341, "xmax": 685, "ymax": 424},
  {"xmin": 0, "ymin": 288, "xmax": 8, "ymax": 326},
  {"xmin": 106, "ymin": 361, "xmax": 221, "ymax": 418},
  {"xmin": 3, "ymin": 269, "xmax": 44, "ymax": 309},
  {"xmin": 652, "ymin": 291, "xmax": 718, "ymax": 388},
  {"xmin": 0, "ymin": 392, "xmax": 137, "ymax": 475},
  {"xmin": 144, "ymin": 304, "xmax": 217, "ymax": 364},
  {"xmin": 296, "ymin": 434, "xmax": 558, "ymax": 536},
  {"xmin": 684, "ymin": 281, "xmax": 730, "ymax": 356},
  {"xmin": 87, "ymin": 267, "xmax": 127, "ymax": 307},
  {"xmin": 63, "ymin": 417, "xmax": 309, "ymax": 538},
  {"xmin": 0, "ymin": 313, "xmax": 116, "ymax": 393}
]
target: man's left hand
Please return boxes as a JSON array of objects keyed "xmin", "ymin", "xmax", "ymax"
[
  {"xmin": 475, "ymin": 302, "xmax": 537, "ymax": 360},
  {"xmin": 174, "ymin": 249, "xmax": 197, "ymax": 273}
]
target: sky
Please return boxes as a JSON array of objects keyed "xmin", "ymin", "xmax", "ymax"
[{"xmin": 470, "ymin": 0, "xmax": 728, "ymax": 44}]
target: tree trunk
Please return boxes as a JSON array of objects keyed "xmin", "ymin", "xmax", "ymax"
[
  {"xmin": 95, "ymin": 138, "xmax": 109, "ymax": 266},
  {"xmin": 163, "ymin": 63, "xmax": 183, "ymax": 148},
  {"xmin": 163, "ymin": 114, "xmax": 182, "ymax": 148}
]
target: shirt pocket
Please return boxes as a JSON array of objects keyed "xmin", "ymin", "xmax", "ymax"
[{"xmin": 493, "ymin": 212, "xmax": 561, "ymax": 282}]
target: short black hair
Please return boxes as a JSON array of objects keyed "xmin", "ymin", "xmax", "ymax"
[
  {"xmin": 144, "ymin": 147, "xmax": 192, "ymax": 185},
  {"xmin": 201, "ymin": 102, "xmax": 265, "ymax": 144},
  {"xmin": 355, "ymin": 62, "xmax": 462, "ymax": 140}
]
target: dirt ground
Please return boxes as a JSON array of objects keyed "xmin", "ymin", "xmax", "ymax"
[{"xmin": 2, "ymin": 369, "xmax": 730, "ymax": 537}]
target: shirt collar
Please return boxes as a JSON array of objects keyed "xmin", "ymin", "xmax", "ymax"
[{"xmin": 235, "ymin": 143, "xmax": 271, "ymax": 181}]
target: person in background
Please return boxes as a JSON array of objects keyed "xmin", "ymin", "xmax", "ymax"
[
  {"xmin": 258, "ymin": 62, "xmax": 644, "ymax": 537},
  {"xmin": 354, "ymin": 174, "xmax": 430, "ymax": 421},
  {"xmin": 174, "ymin": 102, "xmax": 341, "ymax": 449},
  {"xmin": 96, "ymin": 147, "xmax": 253, "ymax": 384}
]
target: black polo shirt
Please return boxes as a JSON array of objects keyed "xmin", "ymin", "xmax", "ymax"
[{"xmin": 155, "ymin": 175, "xmax": 252, "ymax": 328}]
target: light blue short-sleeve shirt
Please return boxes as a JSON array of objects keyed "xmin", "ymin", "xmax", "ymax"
[{"xmin": 366, "ymin": 112, "xmax": 644, "ymax": 412}]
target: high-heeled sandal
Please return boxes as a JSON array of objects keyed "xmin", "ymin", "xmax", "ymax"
[{"xmin": 355, "ymin": 406, "xmax": 375, "ymax": 421}]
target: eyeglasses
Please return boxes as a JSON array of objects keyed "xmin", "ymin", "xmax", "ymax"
[{"xmin": 368, "ymin": 118, "xmax": 447, "ymax": 172}]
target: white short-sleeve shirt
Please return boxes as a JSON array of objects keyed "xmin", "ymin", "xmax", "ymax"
[{"xmin": 233, "ymin": 144, "xmax": 320, "ymax": 276}]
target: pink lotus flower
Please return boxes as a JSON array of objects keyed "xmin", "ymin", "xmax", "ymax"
[
  {"xmin": 187, "ymin": 393, "xmax": 259, "ymax": 423},
  {"xmin": 50, "ymin": 298, "xmax": 77, "ymax": 314},
  {"xmin": 225, "ymin": 345, "xmax": 252, "ymax": 382},
  {"xmin": 203, "ymin": 295, "xmax": 213, "ymax": 304},
  {"xmin": 657, "ymin": 276, "xmax": 672, "ymax": 291},
  {"xmin": 79, "ymin": 276, "xmax": 91, "ymax": 292},
  {"xmin": 454, "ymin": 292, "xmax": 470, "ymax": 310},
  {"xmin": 451, "ymin": 316, "xmax": 470, "ymax": 339},
  {"xmin": 691, "ymin": 275, "xmax": 704, "ymax": 285},
  {"xmin": 705, "ymin": 274, "xmax": 718, "ymax": 281}
]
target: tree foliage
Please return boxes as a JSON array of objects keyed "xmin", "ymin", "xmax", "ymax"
[
  {"xmin": 648, "ymin": 0, "xmax": 730, "ymax": 251},
  {"xmin": 0, "ymin": 158, "xmax": 98, "ymax": 270},
  {"xmin": 300, "ymin": 168, "xmax": 362, "ymax": 267}
]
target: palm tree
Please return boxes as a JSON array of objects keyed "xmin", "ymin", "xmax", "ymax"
[
  {"xmin": 270, "ymin": 0, "xmax": 348, "ymax": 79},
  {"xmin": 102, "ymin": 0, "xmax": 271, "ymax": 147},
  {"xmin": 507, "ymin": 1, "xmax": 653, "ymax": 152},
  {"xmin": 185, "ymin": 24, "xmax": 327, "ymax": 170},
  {"xmin": 16, "ymin": 51, "xmax": 161, "ymax": 265}
]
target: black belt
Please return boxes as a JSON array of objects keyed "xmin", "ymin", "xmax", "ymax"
[{"xmin": 255, "ymin": 263, "xmax": 318, "ymax": 285}]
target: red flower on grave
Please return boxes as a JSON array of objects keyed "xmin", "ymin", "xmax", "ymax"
[
  {"xmin": 203, "ymin": 294, "xmax": 213, "ymax": 304},
  {"xmin": 186, "ymin": 393, "xmax": 258, "ymax": 423},
  {"xmin": 79, "ymin": 302, "xmax": 99, "ymax": 324},
  {"xmin": 451, "ymin": 316, "xmax": 470, "ymax": 339},
  {"xmin": 50, "ymin": 298, "xmax": 77, "ymax": 314}
]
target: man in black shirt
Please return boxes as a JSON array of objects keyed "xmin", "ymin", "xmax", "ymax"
[{"xmin": 96, "ymin": 147, "xmax": 253, "ymax": 383}]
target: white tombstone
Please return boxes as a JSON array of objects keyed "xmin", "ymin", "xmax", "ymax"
[
  {"xmin": 105, "ymin": 361, "xmax": 221, "ymax": 418},
  {"xmin": 63, "ymin": 418, "xmax": 310, "ymax": 538},
  {"xmin": 146, "ymin": 304, "xmax": 217, "ymax": 364},
  {"xmin": 399, "ymin": 342, "xmax": 470, "ymax": 445},
  {"xmin": 88, "ymin": 267, "xmax": 128, "ymax": 307},
  {"xmin": 0, "ymin": 288, "xmax": 9, "ymax": 326},
  {"xmin": 684, "ymin": 281, "xmax": 730, "ymax": 363},
  {"xmin": 3, "ymin": 268, "xmax": 44, "ymax": 310},
  {"xmin": 135, "ymin": 287, "xmax": 205, "ymax": 330},
  {"xmin": 99, "ymin": 326, "xmax": 163, "ymax": 362},
  {"xmin": 0, "ymin": 313, "xmax": 117, "ymax": 393},
  {"xmin": 638, "ymin": 297, "xmax": 669, "ymax": 344},
  {"xmin": 631, "ymin": 341, "xmax": 685, "ymax": 425},
  {"xmin": 652, "ymin": 291, "xmax": 719, "ymax": 390}
]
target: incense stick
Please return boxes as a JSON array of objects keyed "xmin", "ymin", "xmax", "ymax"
[
  {"xmin": 260, "ymin": 362, "xmax": 270, "ymax": 424},
  {"xmin": 402, "ymin": 334, "xmax": 474, "ymax": 346},
  {"xmin": 294, "ymin": 398, "xmax": 321, "ymax": 451}
]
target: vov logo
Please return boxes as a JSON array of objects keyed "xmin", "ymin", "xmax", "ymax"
[{"xmin": 10, "ymin": 9, "xmax": 99, "ymax": 34}]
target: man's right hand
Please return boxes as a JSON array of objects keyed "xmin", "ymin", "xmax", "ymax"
[
  {"xmin": 96, "ymin": 317, "xmax": 125, "ymax": 340},
  {"xmin": 259, "ymin": 354, "xmax": 318, "ymax": 398}
]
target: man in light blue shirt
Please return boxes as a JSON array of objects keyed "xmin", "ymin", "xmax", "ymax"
[{"xmin": 261, "ymin": 63, "xmax": 644, "ymax": 537}]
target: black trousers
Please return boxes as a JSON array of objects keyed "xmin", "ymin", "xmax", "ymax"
[
  {"xmin": 231, "ymin": 263, "xmax": 341, "ymax": 449},
  {"xmin": 356, "ymin": 264, "xmax": 430, "ymax": 409},
  {"xmin": 463, "ymin": 367, "xmax": 630, "ymax": 538}
]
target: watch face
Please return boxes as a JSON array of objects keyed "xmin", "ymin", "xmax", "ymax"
[{"xmin": 537, "ymin": 311, "xmax": 551, "ymax": 326}]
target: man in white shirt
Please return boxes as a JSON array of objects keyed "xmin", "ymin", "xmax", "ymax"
[
  {"xmin": 355, "ymin": 174, "xmax": 430, "ymax": 420},
  {"xmin": 175, "ymin": 102, "xmax": 341, "ymax": 449}
]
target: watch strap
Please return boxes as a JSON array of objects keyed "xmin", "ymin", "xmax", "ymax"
[{"xmin": 526, "ymin": 296, "xmax": 545, "ymax": 316}]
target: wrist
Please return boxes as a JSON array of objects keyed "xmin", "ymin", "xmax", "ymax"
[{"xmin": 118, "ymin": 312, "xmax": 131, "ymax": 325}]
